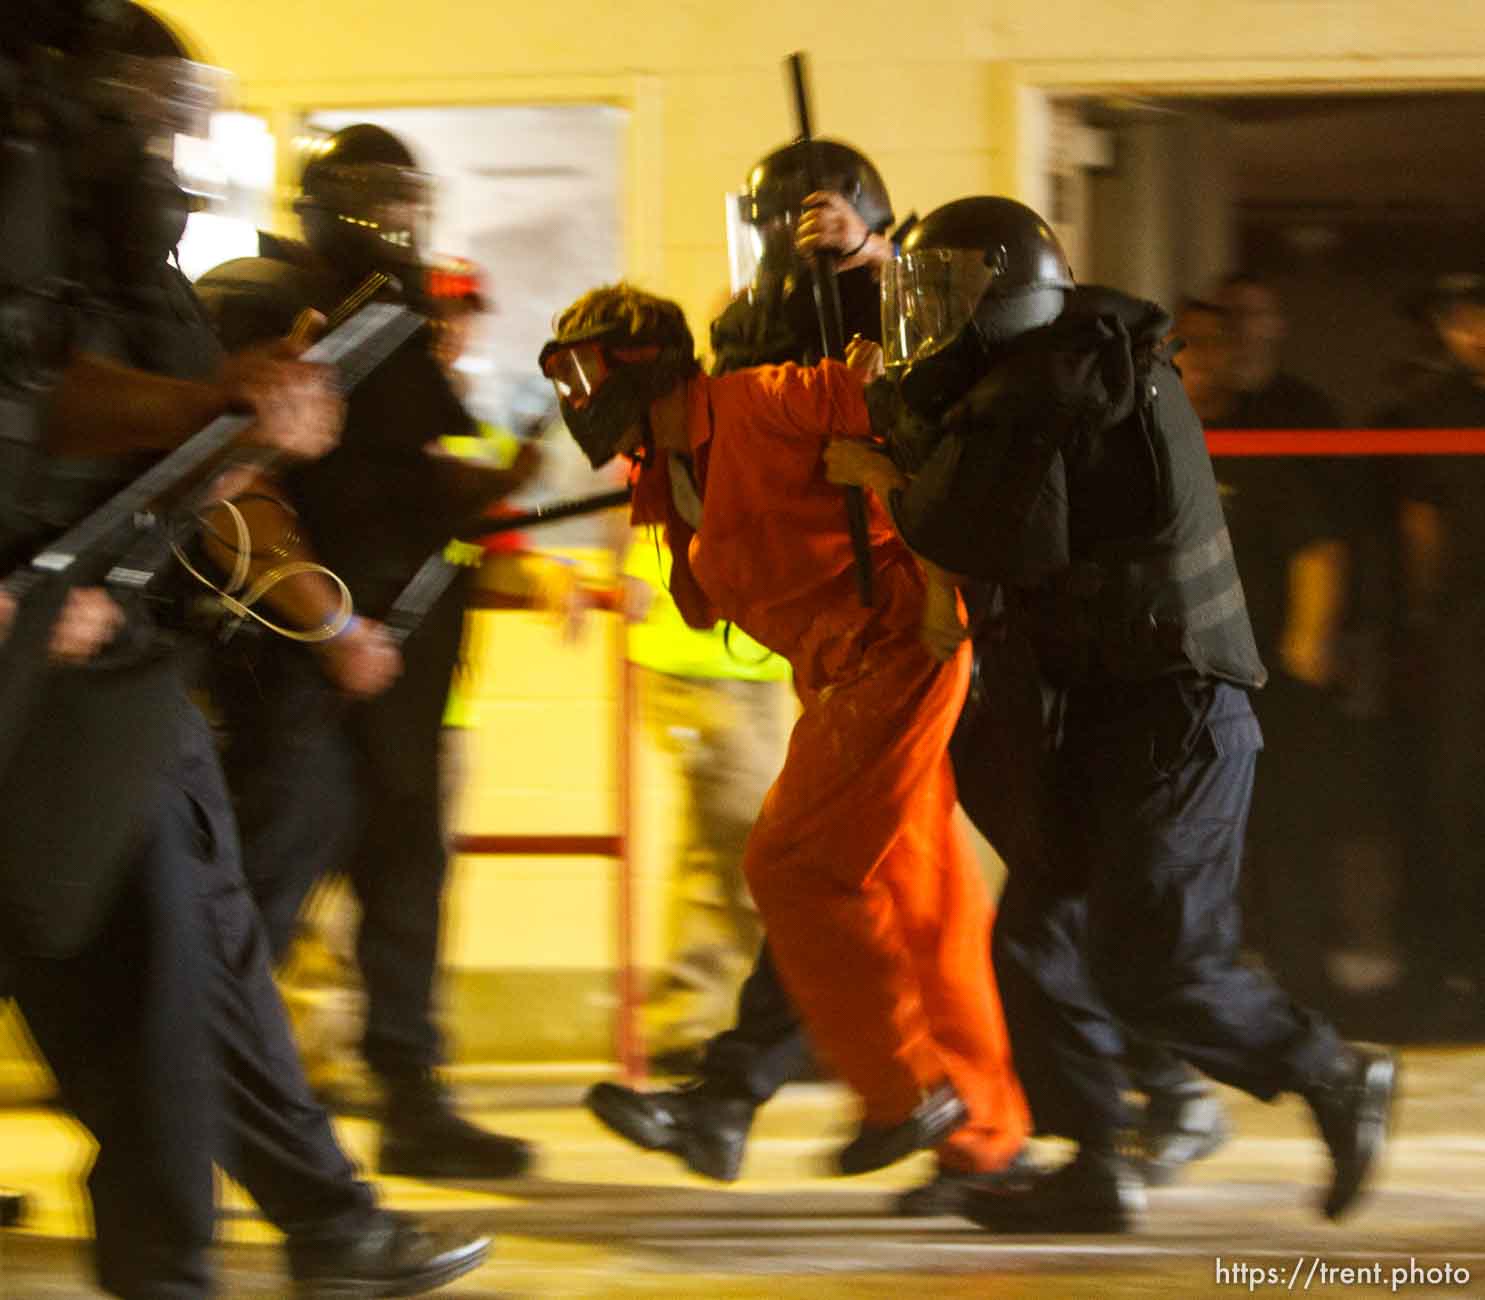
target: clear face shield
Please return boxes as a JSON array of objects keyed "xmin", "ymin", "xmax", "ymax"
[
  {"xmin": 724, "ymin": 193, "xmax": 803, "ymax": 299},
  {"xmin": 89, "ymin": 53, "xmax": 233, "ymax": 197},
  {"xmin": 324, "ymin": 163, "xmax": 434, "ymax": 263},
  {"xmin": 880, "ymin": 247, "xmax": 1006, "ymax": 369}
]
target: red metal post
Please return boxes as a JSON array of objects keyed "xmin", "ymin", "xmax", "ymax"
[{"xmin": 615, "ymin": 625, "xmax": 645, "ymax": 1081}]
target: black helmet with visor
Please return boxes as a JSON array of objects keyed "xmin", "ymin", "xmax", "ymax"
[
  {"xmin": 883, "ymin": 195, "xmax": 1073, "ymax": 418},
  {"xmin": 726, "ymin": 139, "xmax": 893, "ymax": 299},
  {"xmin": 295, "ymin": 124, "xmax": 432, "ymax": 283},
  {"xmin": 77, "ymin": 4, "xmax": 231, "ymax": 277}
]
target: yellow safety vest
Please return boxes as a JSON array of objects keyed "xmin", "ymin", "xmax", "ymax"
[{"xmin": 624, "ymin": 532, "xmax": 790, "ymax": 683}]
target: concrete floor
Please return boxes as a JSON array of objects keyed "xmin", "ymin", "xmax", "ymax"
[{"xmin": 2, "ymin": 1047, "xmax": 1483, "ymax": 1298}]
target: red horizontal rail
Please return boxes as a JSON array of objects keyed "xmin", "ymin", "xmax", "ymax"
[
  {"xmin": 463, "ymin": 586, "xmax": 621, "ymax": 612},
  {"xmin": 446, "ymin": 590, "xmax": 638, "ymax": 1072},
  {"xmin": 1207, "ymin": 428, "xmax": 1485, "ymax": 456},
  {"xmin": 453, "ymin": 833, "xmax": 623, "ymax": 856}
]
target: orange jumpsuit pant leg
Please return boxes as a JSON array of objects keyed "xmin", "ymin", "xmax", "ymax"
[
  {"xmin": 883, "ymin": 794, "xmax": 1028, "ymax": 1171},
  {"xmin": 742, "ymin": 620, "xmax": 1027, "ymax": 1169}
]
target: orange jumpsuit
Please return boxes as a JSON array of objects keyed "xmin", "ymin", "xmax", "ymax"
[{"xmin": 635, "ymin": 360, "xmax": 1027, "ymax": 1172}]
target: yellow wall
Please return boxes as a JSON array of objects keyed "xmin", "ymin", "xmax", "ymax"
[
  {"xmin": 157, "ymin": 0, "xmax": 1485, "ymax": 339},
  {"xmin": 142, "ymin": 0, "xmax": 1485, "ymax": 1059}
]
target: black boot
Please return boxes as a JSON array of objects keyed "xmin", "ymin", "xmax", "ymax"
[
  {"xmin": 287, "ymin": 1210, "xmax": 490, "ymax": 1297},
  {"xmin": 835, "ymin": 1082, "xmax": 968, "ymax": 1177},
  {"xmin": 961, "ymin": 1144, "xmax": 1146, "ymax": 1233},
  {"xmin": 379, "ymin": 1072, "xmax": 534, "ymax": 1180},
  {"xmin": 1132, "ymin": 1081, "xmax": 1231, "ymax": 1187},
  {"xmin": 895, "ymin": 1147, "xmax": 1043, "ymax": 1216},
  {"xmin": 585, "ymin": 1079, "xmax": 756, "ymax": 1182},
  {"xmin": 1303, "ymin": 1044, "xmax": 1398, "ymax": 1220}
]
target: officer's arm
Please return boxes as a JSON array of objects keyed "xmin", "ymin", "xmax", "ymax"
[
  {"xmin": 0, "ymin": 583, "xmax": 127, "ymax": 663},
  {"xmin": 197, "ymin": 480, "xmax": 347, "ymax": 633},
  {"xmin": 876, "ymin": 359, "xmax": 1080, "ymax": 584},
  {"xmin": 796, "ymin": 191, "xmax": 893, "ymax": 275},
  {"xmin": 822, "ymin": 438, "xmax": 904, "ymax": 499},
  {"xmin": 44, "ymin": 344, "xmax": 341, "ymax": 462},
  {"xmin": 44, "ymin": 354, "xmax": 228, "ymax": 454},
  {"xmin": 917, "ymin": 558, "xmax": 972, "ymax": 662},
  {"xmin": 422, "ymin": 440, "xmax": 543, "ymax": 524},
  {"xmin": 196, "ymin": 476, "xmax": 402, "ymax": 697}
]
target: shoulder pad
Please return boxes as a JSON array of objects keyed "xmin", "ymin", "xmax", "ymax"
[{"xmin": 193, "ymin": 257, "xmax": 326, "ymax": 348}]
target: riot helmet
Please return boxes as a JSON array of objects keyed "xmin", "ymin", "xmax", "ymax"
[
  {"xmin": 76, "ymin": 4, "xmax": 230, "ymax": 278},
  {"xmin": 726, "ymin": 139, "xmax": 893, "ymax": 299},
  {"xmin": 716, "ymin": 139, "xmax": 892, "ymax": 370},
  {"xmin": 539, "ymin": 284, "xmax": 698, "ymax": 469},
  {"xmin": 6, "ymin": 0, "xmax": 129, "ymax": 57},
  {"xmin": 883, "ymin": 196, "xmax": 1074, "ymax": 418},
  {"xmin": 295, "ymin": 124, "xmax": 432, "ymax": 283},
  {"xmin": 80, "ymin": 5, "xmax": 226, "ymax": 172}
]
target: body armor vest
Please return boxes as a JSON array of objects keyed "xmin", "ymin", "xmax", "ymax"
[
  {"xmin": 1024, "ymin": 320, "xmax": 1267, "ymax": 689},
  {"xmin": 709, "ymin": 263, "xmax": 881, "ymax": 375},
  {"xmin": 891, "ymin": 286, "xmax": 1266, "ymax": 689},
  {"xmin": 0, "ymin": 155, "xmax": 218, "ymax": 960},
  {"xmin": 0, "ymin": 55, "xmax": 79, "ymax": 563},
  {"xmin": 20, "ymin": 265, "xmax": 221, "ymax": 549},
  {"xmin": 194, "ymin": 246, "xmax": 330, "ymax": 350}
]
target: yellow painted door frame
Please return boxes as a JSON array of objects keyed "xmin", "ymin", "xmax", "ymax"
[{"xmin": 982, "ymin": 54, "xmax": 1485, "ymax": 211}]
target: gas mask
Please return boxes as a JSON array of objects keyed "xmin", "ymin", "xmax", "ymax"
[{"xmin": 538, "ymin": 327, "xmax": 696, "ymax": 470}]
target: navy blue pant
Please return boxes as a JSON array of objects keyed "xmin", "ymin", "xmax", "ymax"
[
  {"xmin": 180, "ymin": 700, "xmax": 378, "ymax": 1243},
  {"xmin": 213, "ymin": 581, "xmax": 467, "ymax": 1081},
  {"xmin": 992, "ymin": 675, "xmax": 1340, "ymax": 1145},
  {"xmin": 698, "ymin": 629, "xmax": 1203, "ymax": 1121},
  {"xmin": 10, "ymin": 690, "xmax": 374, "ymax": 1298},
  {"xmin": 699, "ymin": 941, "xmax": 813, "ymax": 1104},
  {"xmin": 11, "ymin": 721, "xmax": 216, "ymax": 1299}
]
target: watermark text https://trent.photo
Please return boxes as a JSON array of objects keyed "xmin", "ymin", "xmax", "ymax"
[{"xmin": 1215, "ymin": 1256, "xmax": 1472, "ymax": 1292}]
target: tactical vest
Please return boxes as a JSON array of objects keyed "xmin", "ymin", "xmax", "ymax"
[
  {"xmin": 0, "ymin": 55, "xmax": 78, "ymax": 564},
  {"xmin": 709, "ymin": 263, "xmax": 882, "ymax": 375},
  {"xmin": 1025, "ymin": 351, "xmax": 1267, "ymax": 689},
  {"xmin": 194, "ymin": 249, "xmax": 328, "ymax": 350},
  {"xmin": 0, "ymin": 105, "xmax": 213, "ymax": 960},
  {"xmin": 22, "ymin": 266, "xmax": 223, "ymax": 546}
]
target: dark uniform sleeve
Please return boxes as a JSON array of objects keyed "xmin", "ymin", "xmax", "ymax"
[
  {"xmin": 340, "ymin": 330, "xmax": 475, "ymax": 458},
  {"xmin": 193, "ymin": 260, "xmax": 308, "ymax": 350},
  {"xmin": 284, "ymin": 338, "xmax": 477, "ymax": 610},
  {"xmin": 194, "ymin": 256, "xmax": 477, "ymax": 610},
  {"xmin": 890, "ymin": 343, "xmax": 1107, "ymax": 582}
]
